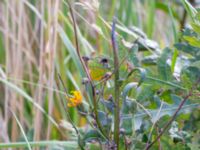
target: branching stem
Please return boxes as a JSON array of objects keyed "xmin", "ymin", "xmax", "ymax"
[{"xmin": 146, "ymin": 78, "xmax": 200, "ymax": 150}]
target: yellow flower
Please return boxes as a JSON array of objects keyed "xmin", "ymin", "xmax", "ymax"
[{"xmin": 67, "ymin": 91, "xmax": 82, "ymax": 107}]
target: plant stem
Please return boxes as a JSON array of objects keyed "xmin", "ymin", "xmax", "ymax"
[
  {"xmin": 57, "ymin": 74, "xmax": 79, "ymax": 135},
  {"xmin": 146, "ymin": 78, "xmax": 200, "ymax": 150},
  {"xmin": 66, "ymin": 1, "xmax": 108, "ymax": 140},
  {"xmin": 111, "ymin": 18, "xmax": 120, "ymax": 149},
  {"xmin": 57, "ymin": 74, "xmax": 85, "ymax": 150},
  {"xmin": 179, "ymin": 9, "xmax": 187, "ymax": 31}
]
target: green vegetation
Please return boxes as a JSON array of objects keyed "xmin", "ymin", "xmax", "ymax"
[{"xmin": 0, "ymin": 0, "xmax": 200, "ymax": 149}]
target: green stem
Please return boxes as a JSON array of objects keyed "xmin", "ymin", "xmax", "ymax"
[
  {"xmin": 111, "ymin": 18, "xmax": 120, "ymax": 149},
  {"xmin": 67, "ymin": 1, "xmax": 108, "ymax": 140}
]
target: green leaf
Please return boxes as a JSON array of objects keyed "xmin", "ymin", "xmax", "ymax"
[
  {"xmin": 0, "ymin": 78, "xmax": 57, "ymax": 127},
  {"xmin": 150, "ymin": 94, "xmax": 198, "ymax": 123},
  {"xmin": 126, "ymin": 94, "xmax": 200, "ymax": 130},
  {"xmin": 83, "ymin": 130, "xmax": 104, "ymax": 142},
  {"xmin": 156, "ymin": 2, "xmax": 179, "ymax": 20},
  {"xmin": 188, "ymin": 143, "xmax": 200, "ymax": 150},
  {"xmin": 128, "ymin": 68, "xmax": 146, "ymax": 86},
  {"xmin": 157, "ymin": 48, "xmax": 172, "ymax": 81},
  {"xmin": 122, "ymin": 98, "xmax": 137, "ymax": 114},
  {"xmin": 169, "ymin": 121, "xmax": 191, "ymax": 143},
  {"xmin": 181, "ymin": 0, "xmax": 197, "ymax": 21},
  {"xmin": 136, "ymin": 85, "xmax": 155, "ymax": 102},
  {"xmin": 122, "ymin": 82, "xmax": 138, "ymax": 100},
  {"xmin": 11, "ymin": 111, "xmax": 32, "ymax": 150},
  {"xmin": 121, "ymin": 82, "xmax": 138, "ymax": 115},
  {"xmin": 58, "ymin": 25, "xmax": 84, "ymax": 76},
  {"xmin": 183, "ymin": 36, "xmax": 200, "ymax": 48},
  {"xmin": 181, "ymin": 66, "xmax": 200, "ymax": 88},
  {"xmin": 146, "ymin": 0, "xmax": 155, "ymax": 38},
  {"xmin": 100, "ymin": 98, "xmax": 115, "ymax": 113},
  {"xmin": 129, "ymin": 26, "xmax": 147, "ymax": 38},
  {"xmin": 141, "ymin": 55, "xmax": 158, "ymax": 65},
  {"xmin": 174, "ymin": 42, "xmax": 200, "ymax": 56},
  {"xmin": 146, "ymin": 76, "xmax": 186, "ymax": 90},
  {"xmin": 129, "ymin": 44, "xmax": 139, "ymax": 67},
  {"xmin": 98, "ymin": 111, "xmax": 112, "ymax": 128},
  {"xmin": 190, "ymin": 61, "xmax": 200, "ymax": 69},
  {"xmin": 121, "ymin": 116, "xmax": 133, "ymax": 135},
  {"xmin": 191, "ymin": 22, "xmax": 200, "ymax": 35},
  {"xmin": 137, "ymin": 38, "xmax": 160, "ymax": 54}
]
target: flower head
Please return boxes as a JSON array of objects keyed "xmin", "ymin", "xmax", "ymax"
[{"xmin": 67, "ymin": 91, "xmax": 82, "ymax": 107}]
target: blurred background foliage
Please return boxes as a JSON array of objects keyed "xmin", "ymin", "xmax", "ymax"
[{"xmin": 0, "ymin": 0, "xmax": 200, "ymax": 149}]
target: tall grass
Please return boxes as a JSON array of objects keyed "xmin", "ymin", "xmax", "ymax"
[{"xmin": 0, "ymin": 0, "xmax": 190, "ymax": 149}]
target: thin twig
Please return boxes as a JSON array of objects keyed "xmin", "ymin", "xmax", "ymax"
[
  {"xmin": 66, "ymin": 1, "xmax": 108, "ymax": 140},
  {"xmin": 57, "ymin": 74, "xmax": 85, "ymax": 150},
  {"xmin": 145, "ymin": 101, "xmax": 164, "ymax": 148},
  {"xmin": 58, "ymin": 74, "xmax": 70, "ymax": 97},
  {"xmin": 146, "ymin": 78, "xmax": 200, "ymax": 150},
  {"xmin": 57, "ymin": 74, "xmax": 79, "ymax": 135}
]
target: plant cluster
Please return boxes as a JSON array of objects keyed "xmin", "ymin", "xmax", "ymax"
[
  {"xmin": 0, "ymin": 0, "xmax": 200, "ymax": 150},
  {"xmin": 61, "ymin": 1, "xmax": 200, "ymax": 150}
]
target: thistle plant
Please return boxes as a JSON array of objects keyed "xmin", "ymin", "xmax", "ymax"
[
  {"xmin": 1, "ymin": 0, "xmax": 200, "ymax": 150},
  {"xmin": 59, "ymin": 1, "xmax": 200, "ymax": 150}
]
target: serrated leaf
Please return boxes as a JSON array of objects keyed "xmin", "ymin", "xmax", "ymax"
[
  {"xmin": 124, "ymin": 94, "xmax": 200, "ymax": 130},
  {"xmin": 136, "ymin": 85, "xmax": 155, "ymax": 102},
  {"xmin": 150, "ymin": 94, "xmax": 198, "ymax": 123}
]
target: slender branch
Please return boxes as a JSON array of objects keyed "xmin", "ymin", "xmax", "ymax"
[
  {"xmin": 157, "ymin": 127, "xmax": 162, "ymax": 150},
  {"xmin": 66, "ymin": 1, "xmax": 108, "ymax": 139},
  {"xmin": 57, "ymin": 74, "xmax": 79, "ymax": 135},
  {"xmin": 111, "ymin": 18, "xmax": 120, "ymax": 149},
  {"xmin": 66, "ymin": 1, "xmax": 91, "ymax": 82},
  {"xmin": 179, "ymin": 9, "xmax": 187, "ymax": 31},
  {"xmin": 146, "ymin": 78, "xmax": 200, "ymax": 150},
  {"xmin": 179, "ymin": 0, "xmax": 196, "ymax": 31},
  {"xmin": 58, "ymin": 74, "xmax": 70, "ymax": 98},
  {"xmin": 57, "ymin": 74, "xmax": 85, "ymax": 150}
]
